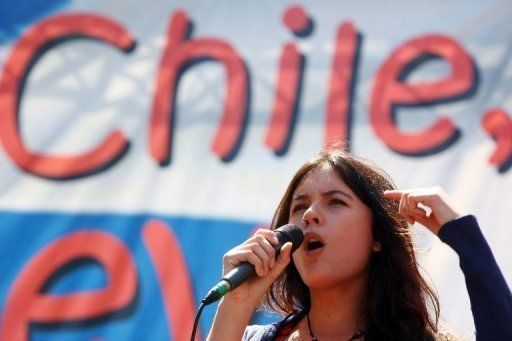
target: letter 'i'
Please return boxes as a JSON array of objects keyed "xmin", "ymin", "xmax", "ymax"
[{"xmin": 265, "ymin": 5, "xmax": 311, "ymax": 155}]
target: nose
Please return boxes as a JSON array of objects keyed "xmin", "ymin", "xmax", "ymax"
[{"xmin": 301, "ymin": 205, "xmax": 323, "ymax": 228}]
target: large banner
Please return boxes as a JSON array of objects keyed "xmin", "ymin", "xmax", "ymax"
[{"xmin": 1, "ymin": 0, "xmax": 511, "ymax": 339}]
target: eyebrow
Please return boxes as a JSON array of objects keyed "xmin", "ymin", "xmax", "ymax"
[{"xmin": 292, "ymin": 189, "xmax": 353, "ymax": 201}]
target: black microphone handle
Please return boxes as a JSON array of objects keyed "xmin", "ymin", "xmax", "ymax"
[
  {"xmin": 202, "ymin": 225, "xmax": 302, "ymax": 305},
  {"xmin": 222, "ymin": 238, "xmax": 284, "ymax": 290},
  {"xmin": 221, "ymin": 261, "xmax": 255, "ymax": 290},
  {"xmin": 222, "ymin": 236, "xmax": 286, "ymax": 291}
]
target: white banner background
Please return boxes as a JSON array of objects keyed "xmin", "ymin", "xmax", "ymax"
[{"xmin": 0, "ymin": 0, "xmax": 511, "ymax": 338}]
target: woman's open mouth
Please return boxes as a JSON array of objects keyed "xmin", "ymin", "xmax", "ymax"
[{"xmin": 303, "ymin": 232, "xmax": 325, "ymax": 256}]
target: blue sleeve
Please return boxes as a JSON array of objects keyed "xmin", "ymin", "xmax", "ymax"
[{"xmin": 438, "ymin": 215, "xmax": 512, "ymax": 341}]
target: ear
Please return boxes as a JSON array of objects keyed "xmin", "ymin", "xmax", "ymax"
[{"xmin": 372, "ymin": 241, "xmax": 382, "ymax": 252}]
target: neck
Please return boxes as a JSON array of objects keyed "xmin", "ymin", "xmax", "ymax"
[{"xmin": 306, "ymin": 275, "xmax": 367, "ymax": 340}]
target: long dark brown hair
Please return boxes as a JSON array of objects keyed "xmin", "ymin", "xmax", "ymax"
[{"xmin": 265, "ymin": 150, "xmax": 443, "ymax": 340}]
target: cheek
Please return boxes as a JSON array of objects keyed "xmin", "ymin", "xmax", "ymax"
[
  {"xmin": 326, "ymin": 210, "xmax": 375, "ymax": 275},
  {"xmin": 288, "ymin": 214, "xmax": 301, "ymax": 225},
  {"xmin": 291, "ymin": 249, "xmax": 303, "ymax": 268},
  {"xmin": 291, "ymin": 250, "xmax": 309, "ymax": 280},
  {"xmin": 342, "ymin": 217, "xmax": 375, "ymax": 269},
  {"xmin": 342, "ymin": 222, "xmax": 374, "ymax": 252},
  {"xmin": 340, "ymin": 213, "xmax": 374, "ymax": 257},
  {"xmin": 340, "ymin": 237, "xmax": 373, "ymax": 272}
]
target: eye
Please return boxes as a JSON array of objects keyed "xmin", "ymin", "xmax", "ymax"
[
  {"xmin": 329, "ymin": 198, "xmax": 346, "ymax": 206},
  {"xmin": 291, "ymin": 203, "xmax": 308, "ymax": 213}
]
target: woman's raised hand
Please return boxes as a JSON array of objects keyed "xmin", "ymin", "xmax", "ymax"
[
  {"xmin": 221, "ymin": 228, "xmax": 292, "ymax": 303},
  {"xmin": 208, "ymin": 230, "xmax": 292, "ymax": 341},
  {"xmin": 384, "ymin": 186, "xmax": 461, "ymax": 235}
]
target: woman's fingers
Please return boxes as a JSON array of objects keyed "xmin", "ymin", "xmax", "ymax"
[
  {"xmin": 405, "ymin": 194, "xmax": 429, "ymax": 223},
  {"xmin": 411, "ymin": 206, "xmax": 427, "ymax": 217},
  {"xmin": 226, "ymin": 250, "xmax": 265, "ymax": 276},
  {"xmin": 222, "ymin": 227, "xmax": 299, "ymax": 283},
  {"xmin": 409, "ymin": 206, "xmax": 430, "ymax": 224},
  {"xmin": 388, "ymin": 187, "xmax": 444, "ymax": 208},
  {"xmin": 250, "ymin": 229, "xmax": 279, "ymax": 246},
  {"xmin": 398, "ymin": 193, "xmax": 413, "ymax": 223},
  {"xmin": 383, "ymin": 189, "xmax": 408, "ymax": 200},
  {"xmin": 224, "ymin": 229, "xmax": 279, "ymax": 277},
  {"xmin": 254, "ymin": 234, "xmax": 276, "ymax": 269},
  {"xmin": 246, "ymin": 243, "xmax": 271, "ymax": 275},
  {"xmin": 384, "ymin": 187, "xmax": 461, "ymax": 234},
  {"xmin": 388, "ymin": 189, "xmax": 429, "ymax": 224},
  {"xmin": 271, "ymin": 242, "xmax": 292, "ymax": 276}
]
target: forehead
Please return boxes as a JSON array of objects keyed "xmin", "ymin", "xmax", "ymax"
[{"xmin": 295, "ymin": 165, "xmax": 352, "ymax": 194}]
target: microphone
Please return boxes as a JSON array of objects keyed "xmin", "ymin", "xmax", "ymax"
[{"xmin": 201, "ymin": 224, "xmax": 304, "ymax": 305}]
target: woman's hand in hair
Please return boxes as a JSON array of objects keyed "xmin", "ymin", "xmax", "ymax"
[
  {"xmin": 221, "ymin": 228, "xmax": 292, "ymax": 303},
  {"xmin": 383, "ymin": 187, "xmax": 461, "ymax": 235}
]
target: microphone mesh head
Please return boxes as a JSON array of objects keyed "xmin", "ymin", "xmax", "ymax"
[{"xmin": 275, "ymin": 224, "xmax": 304, "ymax": 253}]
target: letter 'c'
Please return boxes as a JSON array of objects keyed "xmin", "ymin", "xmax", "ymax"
[{"xmin": 0, "ymin": 14, "xmax": 134, "ymax": 179}]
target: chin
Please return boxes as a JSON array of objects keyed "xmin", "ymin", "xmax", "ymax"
[
  {"xmin": 301, "ymin": 272, "xmax": 342, "ymax": 289},
  {"xmin": 301, "ymin": 269, "xmax": 369, "ymax": 290}
]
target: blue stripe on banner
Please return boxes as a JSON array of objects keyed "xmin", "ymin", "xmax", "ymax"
[
  {"xmin": 0, "ymin": 210, "xmax": 280, "ymax": 340},
  {"xmin": 0, "ymin": 0, "xmax": 73, "ymax": 43}
]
